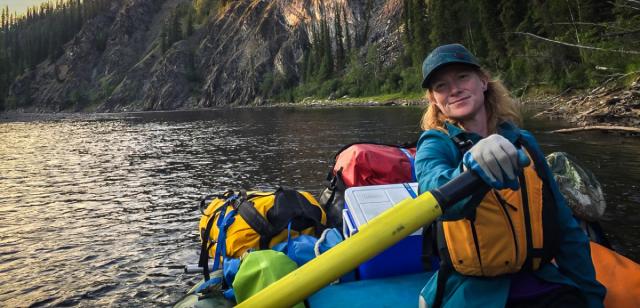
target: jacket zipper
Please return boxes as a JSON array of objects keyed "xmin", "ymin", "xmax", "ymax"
[{"xmin": 494, "ymin": 191, "xmax": 519, "ymax": 266}]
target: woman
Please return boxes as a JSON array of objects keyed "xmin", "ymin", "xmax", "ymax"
[{"xmin": 415, "ymin": 44, "xmax": 605, "ymax": 308}]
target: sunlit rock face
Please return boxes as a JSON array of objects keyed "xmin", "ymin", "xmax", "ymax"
[{"xmin": 7, "ymin": 0, "xmax": 406, "ymax": 112}]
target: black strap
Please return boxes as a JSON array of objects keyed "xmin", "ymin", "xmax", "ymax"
[
  {"xmin": 421, "ymin": 225, "xmax": 434, "ymax": 270},
  {"xmin": 199, "ymin": 214, "xmax": 216, "ymax": 281},
  {"xmin": 237, "ymin": 200, "xmax": 273, "ymax": 236},
  {"xmin": 237, "ymin": 198, "xmax": 276, "ymax": 249},
  {"xmin": 432, "ymin": 216, "xmax": 454, "ymax": 308},
  {"xmin": 517, "ymin": 137, "xmax": 549, "ymax": 183},
  {"xmin": 588, "ymin": 221, "xmax": 611, "ymax": 249},
  {"xmin": 463, "ymin": 189, "xmax": 489, "ymax": 221},
  {"xmin": 421, "ymin": 223, "xmax": 441, "ymax": 271},
  {"xmin": 199, "ymin": 190, "xmax": 236, "ymax": 214},
  {"xmin": 322, "ymin": 168, "xmax": 345, "ymax": 211},
  {"xmin": 450, "ymin": 134, "xmax": 474, "ymax": 155},
  {"xmin": 517, "ymin": 169, "xmax": 536, "ymax": 271},
  {"xmin": 237, "ymin": 188, "xmax": 326, "ymax": 249},
  {"xmin": 432, "ymin": 263, "xmax": 452, "ymax": 308},
  {"xmin": 272, "ymin": 187, "xmax": 325, "ymax": 238}
]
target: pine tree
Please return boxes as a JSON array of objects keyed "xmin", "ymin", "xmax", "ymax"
[
  {"xmin": 476, "ymin": 0, "xmax": 507, "ymax": 70},
  {"xmin": 1, "ymin": 6, "xmax": 7, "ymax": 30},
  {"xmin": 318, "ymin": 16, "xmax": 333, "ymax": 80},
  {"xmin": 429, "ymin": 0, "xmax": 465, "ymax": 45},
  {"xmin": 309, "ymin": 24, "xmax": 321, "ymax": 80},
  {"xmin": 0, "ymin": 0, "xmax": 112, "ymax": 106},
  {"xmin": 343, "ymin": 6, "xmax": 351, "ymax": 52},
  {"xmin": 334, "ymin": 6, "xmax": 345, "ymax": 73},
  {"xmin": 301, "ymin": 46, "xmax": 311, "ymax": 83},
  {"xmin": 405, "ymin": 0, "xmax": 430, "ymax": 65},
  {"xmin": 364, "ymin": 45, "xmax": 380, "ymax": 95},
  {"xmin": 357, "ymin": 0, "xmax": 373, "ymax": 47}
]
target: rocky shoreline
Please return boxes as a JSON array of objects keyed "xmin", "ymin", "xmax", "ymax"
[
  {"xmin": 267, "ymin": 79, "xmax": 640, "ymax": 132},
  {"xmin": 266, "ymin": 97, "xmax": 425, "ymax": 108},
  {"xmin": 279, "ymin": 78, "xmax": 640, "ymax": 131},
  {"xmin": 531, "ymin": 76, "xmax": 640, "ymax": 129},
  {"xmin": 3, "ymin": 79, "xmax": 639, "ymax": 131}
]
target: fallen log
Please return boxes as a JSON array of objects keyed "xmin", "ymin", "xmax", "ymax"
[{"xmin": 551, "ymin": 125, "xmax": 640, "ymax": 134}]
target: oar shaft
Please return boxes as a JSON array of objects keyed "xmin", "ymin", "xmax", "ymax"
[{"xmin": 236, "ymin": 191, "xmax": 443, "ymax": 308}]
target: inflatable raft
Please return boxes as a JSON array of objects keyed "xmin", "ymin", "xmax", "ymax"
[{"xmin": 173, "ymin": 152, "xmax": 639, "ymax": 307}]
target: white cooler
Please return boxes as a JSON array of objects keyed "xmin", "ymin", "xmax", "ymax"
[{"xmin": 343, "ymin": 182, "xmax": 425, "ymax": 279}]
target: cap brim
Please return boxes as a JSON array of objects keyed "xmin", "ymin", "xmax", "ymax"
[{"xmin": 421, "ymin": 61, "xmax": 480, "ymax": 89}]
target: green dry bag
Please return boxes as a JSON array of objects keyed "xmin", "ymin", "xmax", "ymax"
[{"xmin": 232, "ymin": 250, "xmax": 304, "ymax": 308}]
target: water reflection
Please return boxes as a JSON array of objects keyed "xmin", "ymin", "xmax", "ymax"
[{"xmin": 0, "ymin": 107, "xmax": 638, "ymax": 306}]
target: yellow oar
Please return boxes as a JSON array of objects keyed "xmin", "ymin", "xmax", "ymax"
[{"xmin": 236, "ymin": 170, "xmax": 485, "ymax": 308}]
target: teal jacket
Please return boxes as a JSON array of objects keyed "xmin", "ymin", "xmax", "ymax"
[{"xmin": 415, "ymin": 122, "xmax": 606, "ymax": 308}]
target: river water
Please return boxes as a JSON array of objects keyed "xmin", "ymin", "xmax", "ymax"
[{"xmin": 0, "ymin": 107, "xmax": 638, "ymax": 307}]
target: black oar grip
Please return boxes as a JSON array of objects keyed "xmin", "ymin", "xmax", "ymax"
[{"xmin": 430, "ymin": 170, "xmax": 490, "ymax": 210}]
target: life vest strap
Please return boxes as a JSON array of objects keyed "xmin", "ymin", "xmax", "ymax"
[{"xmin": 432, "ymin": 262, "xmax": 453, "ymax": 308}]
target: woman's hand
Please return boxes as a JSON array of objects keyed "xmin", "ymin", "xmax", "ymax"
[{"xmin": 462, "ymin": 134, "xmax": 527, "ymax": 190}]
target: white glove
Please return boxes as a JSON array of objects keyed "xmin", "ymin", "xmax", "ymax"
[{"xmin": 462, "ymin": 134, "xmax": 521, "ymax": 190}]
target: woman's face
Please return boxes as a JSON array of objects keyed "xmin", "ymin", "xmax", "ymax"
[{"xmin": 428, "ymin": 64, "xmax": 488, "ymax": 123}]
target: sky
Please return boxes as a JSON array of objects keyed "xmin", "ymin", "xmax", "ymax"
[{"xmin": 1, "ymin": 1, "xmax": 51, "ymax": 15}]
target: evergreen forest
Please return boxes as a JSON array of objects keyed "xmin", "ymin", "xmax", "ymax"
[
  {"xmin": 288, "ymin": 0, "xmax": 640, "ymax": 102},
  {"xmin": 1, "ymin": 0, "xmax": 639, "ymax": 110},
  {"xmin": 0, "ymin": 0, "xmax": 111, "ymax": 110}
]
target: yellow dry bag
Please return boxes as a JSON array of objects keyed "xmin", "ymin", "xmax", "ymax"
[{"xmin": 198, "ymin": 188, "xmax": 326, "ymax": 267}]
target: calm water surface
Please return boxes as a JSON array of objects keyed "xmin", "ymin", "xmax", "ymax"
[{"xmin": 0, "ymin": 107, "xmax": 638, "ymax": 307}]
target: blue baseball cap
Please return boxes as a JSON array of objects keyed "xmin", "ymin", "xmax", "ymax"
[{"xmin": 421, "ymin": 44, "xmax": 480, "ymax": 89}]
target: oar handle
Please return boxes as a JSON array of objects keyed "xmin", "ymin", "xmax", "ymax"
[{"xmin": 430, "ymin": 170, "xmax": 490, "ymax": 208}]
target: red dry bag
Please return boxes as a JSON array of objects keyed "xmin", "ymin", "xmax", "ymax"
[
  {"xmin": 319, "ymin": 142, "xmax": 417, "ymax": 228},
  {"xmin": 334, "ymin": 143, "xmax": 416, "ymax": 187}
]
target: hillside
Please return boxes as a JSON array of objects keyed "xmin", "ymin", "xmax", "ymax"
[
  {"xmin": 0, "ymin": 0, "xmax": 638, "ymax": 115},
  {"xmin": 2, "ymin": 0, "xmax": 402, "ymax": 111}
]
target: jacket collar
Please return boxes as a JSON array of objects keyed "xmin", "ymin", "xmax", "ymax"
[{"xmin": 444, "ymin": 121, "xmax": 466, "ymax": 138}]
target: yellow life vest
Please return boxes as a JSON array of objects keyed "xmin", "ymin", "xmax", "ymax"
[
  {"xmin": 434, "ymin": 138, "xmax": 559, "ymax": 277},
  {"xmin": 199, "ymin": 188, "xmax": 326, "ymax": 260}
]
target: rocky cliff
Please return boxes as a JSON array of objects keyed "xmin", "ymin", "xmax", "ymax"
[{"xmin": 8, "ymin": 0, "xmax": 405, "ymax": 112}]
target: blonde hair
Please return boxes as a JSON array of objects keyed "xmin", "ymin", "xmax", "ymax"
[{"xmin": 420, "ymin": 68, "xmax": 521, "ymax": 133}]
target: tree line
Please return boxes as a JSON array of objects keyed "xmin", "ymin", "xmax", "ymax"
[
  {"xmin": 269, "ymin": 0, "xmax": 640, "ymax": 102},
  {"xmin": 0, "ymin": 0, "xmax": 111, "ymax": 110},
  {"xmin": 1, "ymin": 0, "xmax": 639, "ymax": 110}
]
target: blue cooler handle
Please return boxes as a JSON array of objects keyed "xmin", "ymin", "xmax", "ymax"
[
  {"xmin": 402, "ymin": 183, "xmax": 417, "ymax": 199},
  {"xmin": 399, "ymin": 148, "xmax": 416, "ymax": 182},
  {"xmin": 342, "ymin": 208, "xmax": 357, "ymax": 239}
]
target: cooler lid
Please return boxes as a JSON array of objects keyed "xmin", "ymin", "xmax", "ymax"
[{"xmin": 344, "ymin": 182, "xmax": 419, "ymax": 228}]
